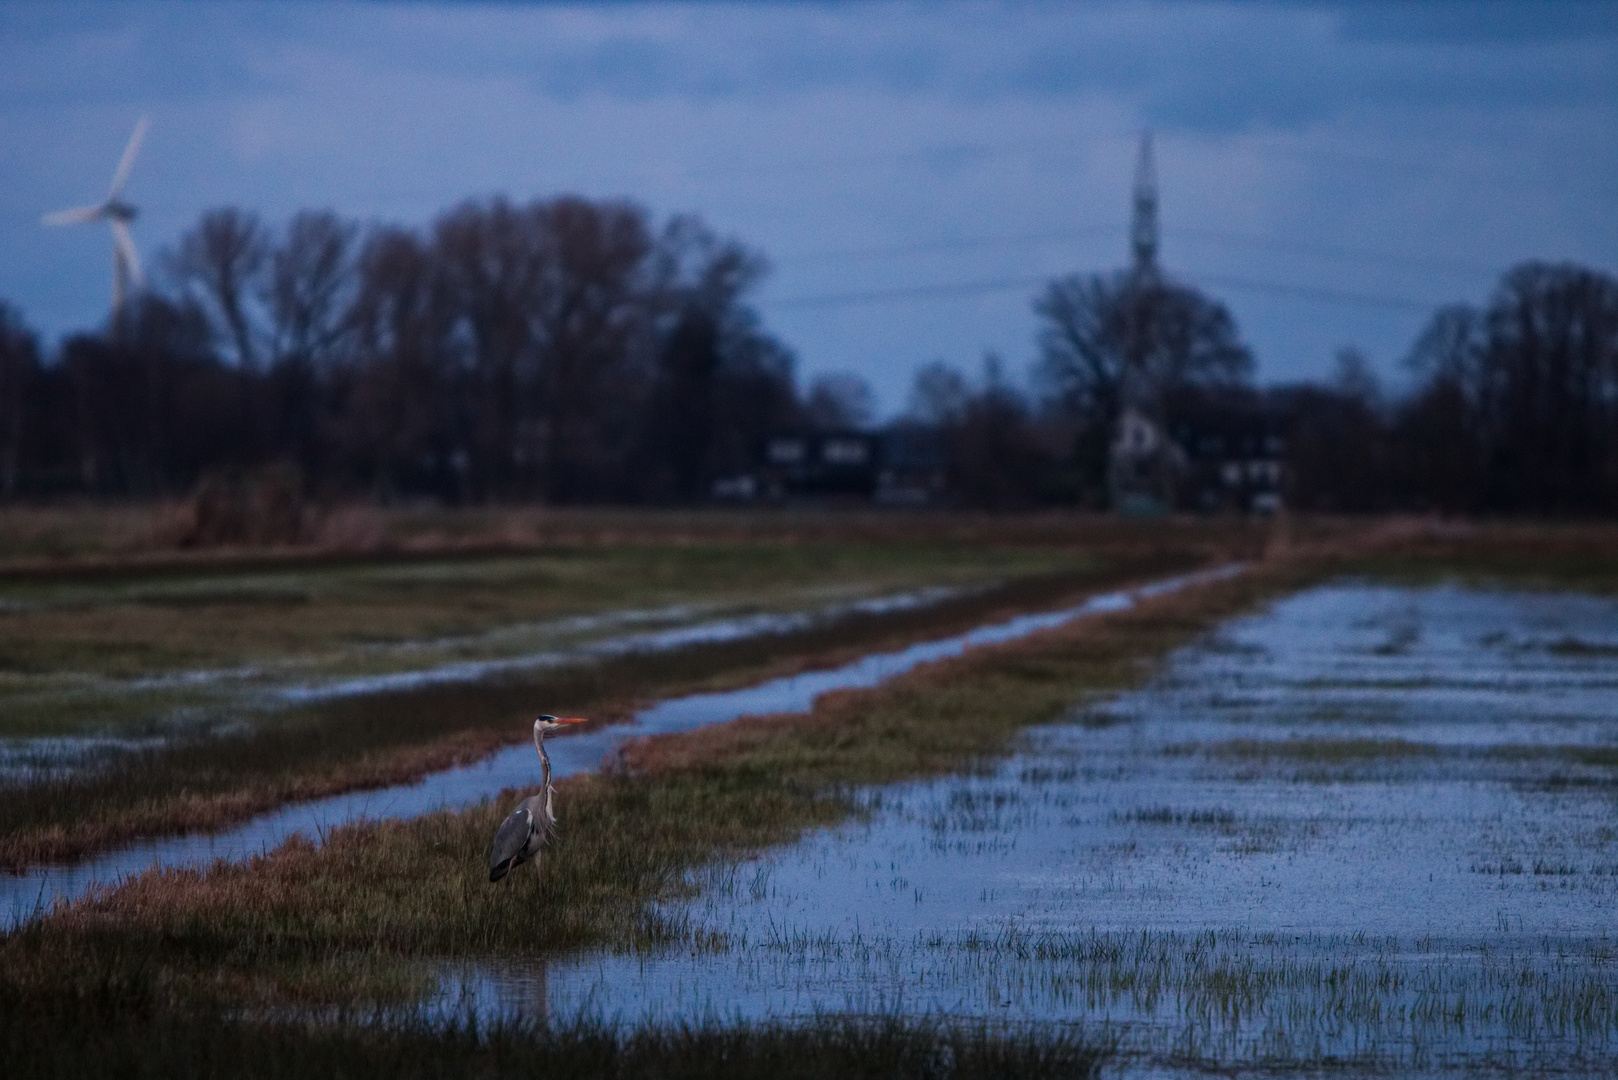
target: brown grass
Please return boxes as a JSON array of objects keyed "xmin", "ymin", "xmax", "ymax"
[
  {"xmin": 4, "ymin": 556, "xmax": 1323, "ymax": 1014},
  {"xmin": 0, "ymin": 504, "xmax": 1289, "ymax": 577},
  {"xmin": 0, "ymin": 552, "xmax": 1220, "ymax": 870},
  {"xmin": 1348, "ymin": 518, "xmax": 1618, "ymax": 591}
]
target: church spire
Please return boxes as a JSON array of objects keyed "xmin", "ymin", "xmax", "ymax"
[{"xmin": 1130, "ymin": 130, "xmax": 1159, "ymax": 281}]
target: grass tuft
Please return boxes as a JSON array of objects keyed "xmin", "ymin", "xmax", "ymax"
[{"xmin": 0, "ymin": 986, "xmax": 1108, "ymax": 1080}]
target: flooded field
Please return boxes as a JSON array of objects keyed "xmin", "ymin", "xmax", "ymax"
[
  {"xmin": 450, "ymin": 582, "xmax": 1618, "ymax": 1074},
  {"xmin": 0, "ymin": 585, "xmax": 960, "ymax": 780},
  {"xmin": 0, "ymin": 543, "xmax": 1081, "ymax": 742},
  {"xmin": 0, "ymin": 566, "xmax": 1236, "ymax": 928}
]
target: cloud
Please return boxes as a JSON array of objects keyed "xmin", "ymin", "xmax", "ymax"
[{"xmin": 2, "ymin": 0, "xmax": 1614, "ymax": 409}]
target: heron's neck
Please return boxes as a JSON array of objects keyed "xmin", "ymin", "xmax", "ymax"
[
  {"xmin": 536, "ymin": 731, "xmax": 556, "ymax": 822},
  {"xmin": 535, "ymin": 731, "xmax": 552, "ymax": 783}
]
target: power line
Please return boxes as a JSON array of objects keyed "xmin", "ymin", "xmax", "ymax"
[
  {"xmin": 771, "ymin": 274, "xmax": 1050, "ymax": 309},
  {"xmin": 779, "ymin": 223, "xmax": 1496, "ymax": 278},
  {"xmin": 1193, "ymin": 274, "xmax": 1435, "ymax": 312},
  {"xmin": 779, "ymin": 225, "xmax": 1120, "ymax": 265},
  {"xmin": 1177, "ymin": 228, "xmax": 1496, "ymax": 278},
  {"xmin": 768, "ymin": 270, "xmax": 1440, "ymax": 312}
]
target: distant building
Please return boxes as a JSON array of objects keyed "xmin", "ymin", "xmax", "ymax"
[
  {"xmin": 757, "ymin": 430, "xmax": 880, "ymax": 499},
  {"xmin": 1099, "ymin": 131, "xmax": 1285, "ymax": 515},
  {"xmin": 1169, "ymin": 401, "xmax": 1286, "ymax": 514},
  {"xmin": 1105, "ymin": 397, "xmax": 1285, "ymax": 515},
  {"xmin": 1108, "ymin": 407, "xmax": 1184, "ymax": 515},
  {"xmin": 713, "ymin": 426, "xmax": 950, "ymax": 505}
]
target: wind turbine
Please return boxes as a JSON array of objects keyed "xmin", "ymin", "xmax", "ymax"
[{"xmin": 42, "ymin": 117, "xmax": 151, "ymax": 313}]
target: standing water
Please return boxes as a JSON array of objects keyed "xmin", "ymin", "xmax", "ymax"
[
  {"xmin": 0, "ymin": 565, "xmax": 1241, "ymax": 929},
  {"xmin": 444, "ymin": 581, "xmax": 1618, "ymax": 1075}
]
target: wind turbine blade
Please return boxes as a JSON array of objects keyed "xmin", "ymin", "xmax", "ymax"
[
  {"xmin": 42, "ymin": 204, "xmax": 105, "ymax": 226},
  {"xmin": 111, "ymin": 220, "xmax": 144, "ymax": 291},
  {"xmin": 107, "ymin": 115, "xmax": 150, "ymax": 199}
]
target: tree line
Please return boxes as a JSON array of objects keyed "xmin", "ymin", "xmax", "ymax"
[
  {"xmin": 0, "ymin": 198, "xmax": 810, "ymax": 504},
  {"xmin": 896, "ymin": 260, "xmax": 1618, "ymax": 514},
  {"xmin": 0, "ymin": 193, "xmax": 1614, "ymax": 515}
]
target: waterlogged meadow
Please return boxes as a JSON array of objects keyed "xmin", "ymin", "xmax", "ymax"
[
  {"xmin": 7, "ymin": 518, "xmax": 1616, "ymax": 1079},
  {"xmin": 0, "ymin": 541, "xmax": 1080, "ymax": 746},
  {"xmin": 0, "ymin": 566, "xmax": 1238, "ymax": 926},
  {"xmin": 1, "ymin": 534, "xmax": 1176, "ymax": 870},
  {"xmin": 449, "ymin": 582, "xmax": 1618, "ymax": 1074}
]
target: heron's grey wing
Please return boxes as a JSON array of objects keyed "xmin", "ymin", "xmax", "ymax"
[{"xmin": 488, "ymin": 805, "xmax": 533, "ymax": 882}]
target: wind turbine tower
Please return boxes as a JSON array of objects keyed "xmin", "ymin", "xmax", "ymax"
[
  {"xmin": 1130, "ymin": 130, "xmax": 1159, "ymax": 282},
  {"xmin": 42, "ymin": 117, "xmax": 151, "ymax": 315}
]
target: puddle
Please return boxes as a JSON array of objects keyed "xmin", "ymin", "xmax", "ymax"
[
  {"xmin": 0, "ymin": 733, "xmax": 174, "ymax": 783},
  {"xmin": 440, "ymin": 581, "xmax": 1618, "ymax": 1073},
  {"xmin": 0, "ymin": 565, "xmax": 1240, "ymax": 929}
]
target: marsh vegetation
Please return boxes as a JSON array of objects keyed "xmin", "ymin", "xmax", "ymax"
[
  {"xmin": 0, "ymin": 517, "xmax": 1246, "ymax": 868},
  {"xmin": 3, "ymin": 515, "xmax": 1615, "ymax": 1076},
  {"xmin": 516, "ymin": 579, "xmax": 1617, "ymax": 1072}
]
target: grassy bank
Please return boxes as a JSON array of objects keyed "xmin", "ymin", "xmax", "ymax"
[
  {"xmin": 0, "ymin": 547, "xmax": 1225, "ymax": 869},
  {"xmin": 0, "ymin": 502, "xmax": 1281, "ymax": 566},
  {"xmin": 0, "ymin": 539, "xmax": 1092, "ymax": 693},
  {"xmin": 3, "ymin": 558, "xmax": 1319, "ymax": 1006},
  {"xmin": 7, "ymin": 518, "xmax": 1618, "ymax": 1076}
]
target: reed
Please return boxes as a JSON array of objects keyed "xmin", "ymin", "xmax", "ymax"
[{"xmin": 0, "ymin": 988, "xmax": 1109, "ymax": 1080}]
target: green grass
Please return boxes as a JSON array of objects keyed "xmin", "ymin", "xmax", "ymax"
[
  {"xmin": 3, "ymin": 561, "xmax": 1313, "ymax": 1007},
  {"xmin": 0, "ymin": 540, "xmax": 1090, "ymax": 688},
  {"xmin": 15, "ymin": 516, "xmax": 1618, "ymax": 1072},
  {"xmin": 0, "ymin": 554, "xmax": 1198, "ymax": 869},
  {"xmin": 0, "ymin": 549, "xmax": 1295, "ymax": 1077}
]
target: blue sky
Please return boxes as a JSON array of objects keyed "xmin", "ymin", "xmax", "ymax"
[{"xmin": 3, "ymin": 0, "xmax": 1614, "ymax": 414}]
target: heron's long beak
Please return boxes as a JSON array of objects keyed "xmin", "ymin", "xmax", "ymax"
[{"xmin": 555, "ymin": 717, "xmax": 590, "ymax": 725}]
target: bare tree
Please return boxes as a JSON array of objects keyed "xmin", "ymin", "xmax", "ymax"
[
  {"xmin": 1034, "ymin": 270, "xmax": 1252, "ymax": 503},
  {"xmin": 1477, "ymin": 262, "xmax": 1618, "ymax": 513},
  {"xmin": 265, "ymin": 211, "xmax": 356, "ymax": 369},
  {"xmin": 344, "ymin": 226, "xmax": 459, "ymax": 500},
  {"xmin": 7, "ymin": 198, "xmax": 812, "ymax": 506},
  {"xmin": 647, "ymin": 216, "xmax": 795, "ymax": 499},
  {"xmin": 432, "ymin": 198, "xmax": 545, "ymax": 497},
  {"xmin": 903, "ymin": 356, "xmax": 1055, "ymax": 509},
  {"xmin": 167, "ymin": 208, "xmax": 269, "ymax": 370},
  {"xmin": 1392, "ymin": 305, "xmax": 1489, "ymax": 511},
  {"xmin": 259, "ymin": 211, "xmax": 359, "ymax": 483},
  {"xmin": 1035, "ymin": 271, "xmax": 1252, "ymax": 422},
  {"xmin": 525, "ymin": 196, "xmax": 656, "ymax": 502}
]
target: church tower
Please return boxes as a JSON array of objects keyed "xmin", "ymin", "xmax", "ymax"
[{"xmin": 1130, "ymin": 130, "xmax": 1159, "ymax": 282}]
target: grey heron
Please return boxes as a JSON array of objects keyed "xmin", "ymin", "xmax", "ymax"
[{"xmin": 488, "ymin": 715, "xmax": 589, "ymax": 883}]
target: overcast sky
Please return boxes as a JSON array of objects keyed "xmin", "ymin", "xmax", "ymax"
[{"xmin": 3, "ymin": 0, "xmax": 1614, "ymax": 414}]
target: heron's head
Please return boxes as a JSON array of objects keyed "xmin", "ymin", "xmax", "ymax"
[{"xmin": 533, "ymin": 714, "xmax": 589, "ymax": 737}]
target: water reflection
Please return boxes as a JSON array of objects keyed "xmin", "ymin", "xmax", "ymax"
[
  {"xmin": 448, "ymin": 582, "xmax": 1618, "ymax": 1071},
  {"xmin": 0, "ymin": 565, "xmax": 1240, "ymax": 929},
  {"xmin": 0, "ymin": 586, "xmax": 964, "ymax": 771}
]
